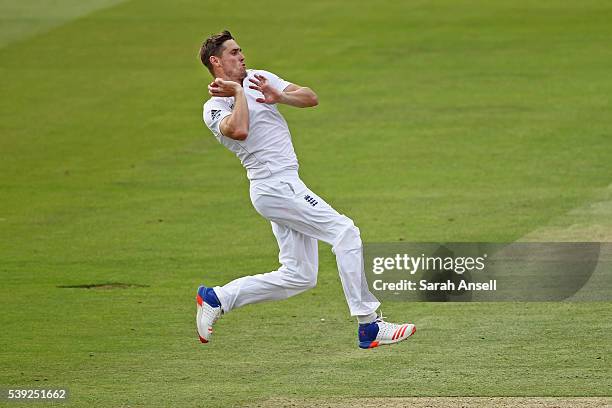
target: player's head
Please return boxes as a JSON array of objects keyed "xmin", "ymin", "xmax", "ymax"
[{"xmin": 199, "ymin": 30, "xmax": 246, "ymax": 81}]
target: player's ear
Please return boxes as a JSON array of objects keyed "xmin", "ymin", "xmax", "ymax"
[{"xmin": 210, "ymin": 55, "xmax": 220, "ymax": 68}]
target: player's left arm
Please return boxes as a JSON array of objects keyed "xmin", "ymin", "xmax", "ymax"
[
  {"xmin": 278, "ymin": 83, "xmax": 318, "ymax": 108},
  {"xmin": 248, "ymin": 74, "xmax": 318, "ymax": 108}
]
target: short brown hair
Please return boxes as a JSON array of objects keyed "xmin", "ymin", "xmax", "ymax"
[{"xmin": 199, "ymin": 30, "xmax": 234, "ymax": 75}]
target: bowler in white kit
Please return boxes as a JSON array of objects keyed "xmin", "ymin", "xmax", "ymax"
[{"xmin": 197, "ymin": 30, "xmax": 416, "ymax": 349}]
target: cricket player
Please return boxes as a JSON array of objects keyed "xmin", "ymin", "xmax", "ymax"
[{"xmin": 197, "ymin": 30, "xmax": 416, "ymax": 349}]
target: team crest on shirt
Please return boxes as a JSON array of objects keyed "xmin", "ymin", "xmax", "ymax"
[{"xmin": 210, "ymin": 110, "xmax": 221, "ymax": 120}]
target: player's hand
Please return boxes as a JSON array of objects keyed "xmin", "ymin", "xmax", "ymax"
[
  {"xmin": 208, "ymin": 78, "xmax": 242, "ymax": 97},
  {"xmin": 248, "ymin": 74, "xmax": 282, "ymax": 104}
]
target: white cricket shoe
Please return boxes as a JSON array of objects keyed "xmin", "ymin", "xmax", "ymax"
[
  {"xmin": 196, "ymin": 285, "xmax": 222, "ymax": 343},
  {"xmin": 358, "ymin": 314, "xmax": 416, "ymax": 349}
]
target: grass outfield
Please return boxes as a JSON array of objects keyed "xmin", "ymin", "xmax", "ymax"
[{"xmin": 1, "ymin": 0, "xmax": 611, "ymax": 407}]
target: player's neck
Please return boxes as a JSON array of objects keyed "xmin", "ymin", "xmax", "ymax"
[
  {"xmin": 214, "ymin": 70, "xmax": 245, "ymax": 87},
  {"xmin": 230, "ymin": 73, "xmax": 246, "ymax": 86}
]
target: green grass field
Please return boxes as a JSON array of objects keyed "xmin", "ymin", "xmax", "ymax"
[{"xmin": 1, "ymin": 1, "xmax": 611, "ymax": 407}]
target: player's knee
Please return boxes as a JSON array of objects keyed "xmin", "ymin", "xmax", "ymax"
[
  {"xmin": 333, "ymin": 225, "xmax": 362, "ymax": 252},
  {"xmin": 301, "ymin": 275, "xmax": 317, "ymax": 290},
  {"xmin": 282, "ymin": 260, "xmax": 317, "ymax": 290},
  {"xmin": 299, "ymin": 261, "xmax": 318, "ymax": 289}
]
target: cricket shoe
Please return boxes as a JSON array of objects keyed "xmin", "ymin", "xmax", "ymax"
[
  {"xmin": 358, "ymin": 314, "xmax": 416, "ymax": 349},
  {"xmin": 196, "ymin": 286, "xmax": 222, "ymax": 343}
]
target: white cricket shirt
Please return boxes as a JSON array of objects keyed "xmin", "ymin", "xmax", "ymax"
[{"xmin": 203, "ymin": 69, "xmax": 298, "ymax": 180}]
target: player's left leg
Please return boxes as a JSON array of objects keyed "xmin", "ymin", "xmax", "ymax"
[
  {"xmin": 213, "ymin": 221, "xmax": 318, "ymax": 312},
  {"xmin": 196, "ymin": 220, "xmax": 318, "ymax": 343}
]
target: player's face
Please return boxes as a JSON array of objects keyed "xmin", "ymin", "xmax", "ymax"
[{"xmin": 219, "ymin": 39, "xmax": 246, "ymax": 82}]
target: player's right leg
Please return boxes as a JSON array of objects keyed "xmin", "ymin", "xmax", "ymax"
[
  {"xmin": 357, "ymin": 314, "xmax": 416, "ymax": 349},
  {"xmin": 250, "ymin": 174, "xmax": 380, "ymax": 317},
  {"xmin": 250, "ymin": 173, "xmax": 416, "ymax": 348}
]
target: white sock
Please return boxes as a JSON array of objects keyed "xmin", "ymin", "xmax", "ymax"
[{"xmin": 357, "ymin": 312, "xmax": 378, "ymax": 324}]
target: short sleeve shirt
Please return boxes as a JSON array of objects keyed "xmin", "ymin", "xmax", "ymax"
[{"xmin": 203, "ymin": 69, "xmax": 298, "ymax": 180}]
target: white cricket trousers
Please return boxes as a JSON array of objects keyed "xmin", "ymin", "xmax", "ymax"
[{"xmin": 214, "ymin": 170, "xmax": 380, "ymax": 316}]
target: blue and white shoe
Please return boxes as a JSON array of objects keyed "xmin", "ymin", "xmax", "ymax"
[
  {"xmin": 358, "ymin": 314, "xmax": 416, "ymax": 349},
  {"xmin": 196, "ymin": 286, "xmax": 222, "ymax": 343}
]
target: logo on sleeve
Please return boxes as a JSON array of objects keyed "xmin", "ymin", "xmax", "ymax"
[{"xmin": 210, "ymin": 110, "xmax": 221, "ymax": 120}]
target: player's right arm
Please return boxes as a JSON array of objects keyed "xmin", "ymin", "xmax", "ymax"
[{"xmin": 208, "ymin": 78, "xmax": 249, "ymax": 140}]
